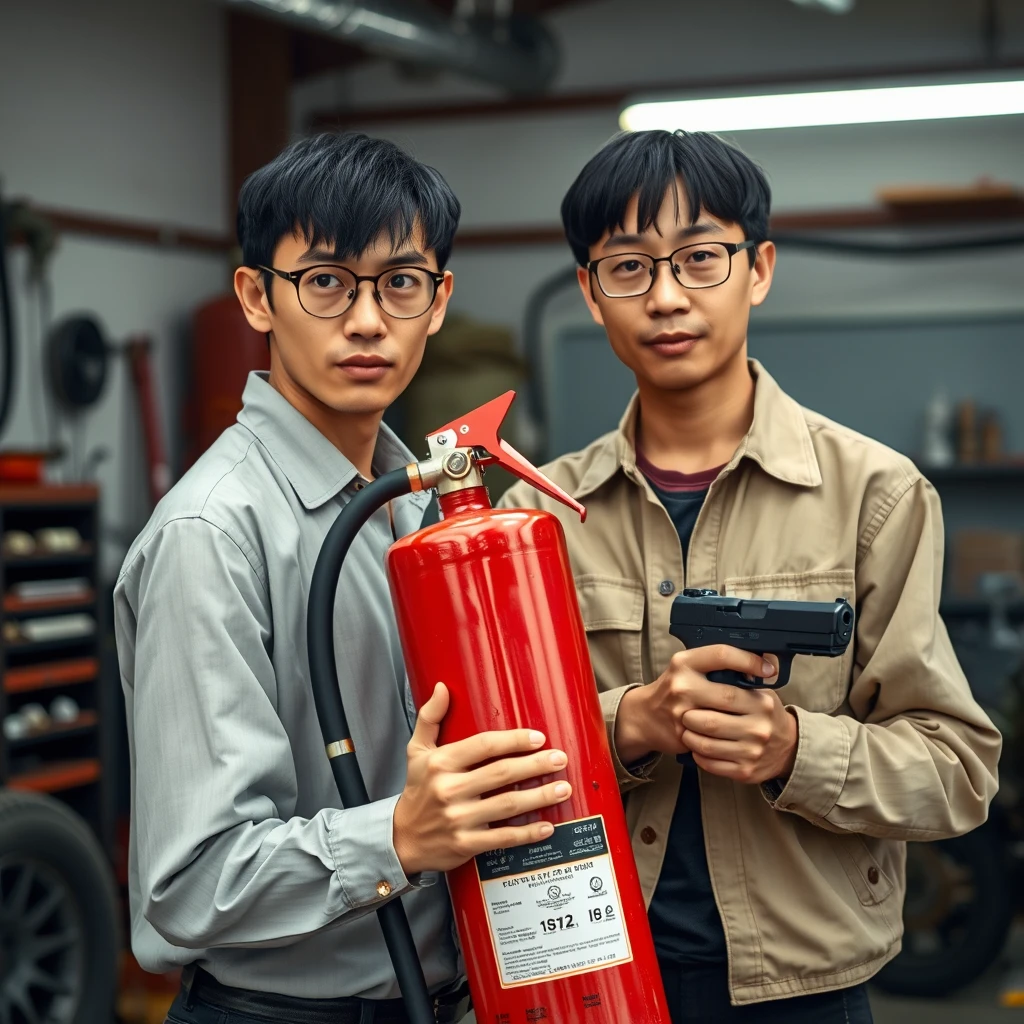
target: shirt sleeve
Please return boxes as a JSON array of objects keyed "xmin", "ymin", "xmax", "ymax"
[
  {"xmin": 116, "ymin": 516, "xmax": 417, "ymax": 951},
  {"xmin": 599, "ymin": 686, "xmax": 662, "ymax": 790},
  {"xmin": 766, "ymin": 478, "xmax": 1002, "ymax": 840}
]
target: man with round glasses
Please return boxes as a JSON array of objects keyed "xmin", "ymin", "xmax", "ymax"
[
  {"xmin": 502, "ymin": 129, "xmax": 999, "ymax": 1023},
  {"xmin": 114, "ymin": 132, "xmax": 571, "ymax": 1023}
]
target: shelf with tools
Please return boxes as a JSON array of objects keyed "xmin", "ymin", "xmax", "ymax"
[
  {"xmin": 923, "ymin": 463, "xmax": 1024, "ymax": 620},
  {"xmin": 0, "ymin": 484, "xmax": 109, "ymax": 845}
]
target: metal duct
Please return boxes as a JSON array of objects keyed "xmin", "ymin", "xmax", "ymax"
[{"xmin": 221, "ymin": 0, "xmax": 559, "ymax": 95}]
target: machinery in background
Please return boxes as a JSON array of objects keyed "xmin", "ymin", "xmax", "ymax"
[
  {"xmin": 44, "ymin": 314, "xmax": 171, "ymax": 510},
  {"xmin": 0, "ymin": 208, "xmax": 120, "ymax": 1023},
  {"xmin": 395, "ymin": 311, "xmax": 527, "ymax": 503},
  {"xmin": 873, "ymin": 579, "xmax": 1023, "ymax": 1000},
  {"xmin": 183, "ymin": 294, "xmax": 269, "ymax": 472}
]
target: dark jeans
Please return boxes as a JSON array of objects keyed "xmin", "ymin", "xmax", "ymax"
[
  {"xmin": 659, "ymin": 961, "xmax": 874, "ymax": 1024},
  {"xmin": 165, "ymin": 993, "xmax": 430, "ymax": 1024}
]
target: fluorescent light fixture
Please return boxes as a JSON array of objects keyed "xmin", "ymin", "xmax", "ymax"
[
  {"xmin": 790, "ymin": 0, "xmax": 855, "ymax": 11},
  {"xmin": 620, "ymin": 79, "xmax": 1024, "ymax": 133}
]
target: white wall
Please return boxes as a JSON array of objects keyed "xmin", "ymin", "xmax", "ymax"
[{"xmin": 0, "ymin": 0, "xmax": 229, "ymax": 579}]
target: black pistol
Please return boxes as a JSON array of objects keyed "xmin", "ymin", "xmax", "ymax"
[{"xmin": 669, "ymin": 588, "xmax": 855, "ymax": 689}]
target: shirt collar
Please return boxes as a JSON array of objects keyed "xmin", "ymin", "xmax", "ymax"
[
  {"xmin": 236, "ymin": 371, "xmax": 429, "ymax": 511},
  {"xmin": 572, "ymin": 358, "xmax": 821, "ymax": 500}
]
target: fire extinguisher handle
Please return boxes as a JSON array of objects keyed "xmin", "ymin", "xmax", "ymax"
[
  {"xmin": 307, "ymin": 467, "xmax": 436, "ymax": 1024},
  {"xmin": 426, "ymin": 391, "xmax": 587, "ymax": 521}
]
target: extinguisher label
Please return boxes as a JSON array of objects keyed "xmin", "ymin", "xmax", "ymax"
[{"xmin": 475, "ymin": 814, "xmax": 633, "ymax": 988}]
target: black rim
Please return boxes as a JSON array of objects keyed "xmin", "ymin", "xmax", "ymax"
[{"xmin": 0, "ymin": 857, "xmax": 83, "ymax": 1024}]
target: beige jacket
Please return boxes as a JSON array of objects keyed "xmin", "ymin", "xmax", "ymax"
[{"xmin": 500, "ymin": 360, "xmax": 1001, "ymax": 1004}]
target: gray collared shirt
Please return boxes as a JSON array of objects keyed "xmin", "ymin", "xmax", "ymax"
[{"xmin": 114, "ymin": 372, "xmax": 459, "ymax": 999}]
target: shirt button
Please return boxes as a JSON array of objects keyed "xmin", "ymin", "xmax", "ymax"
[
  {"xmin": 867, "ymin": 867, "xmax": 880, "ymax": 885},
  {"xmin": 640, "ymin": 827, "xmax": 657, "ymax": 845},
  {"xmin": 376, "ymin": 880, "xmax": 393, "ymax": 898},
  {"xmin": 658, "ymin": 580, "xmax": 675, "ymax": 597}
]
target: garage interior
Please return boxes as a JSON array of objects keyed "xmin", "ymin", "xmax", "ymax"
[{"xmin": 1, "ymin": 0, "xmax": 1024, "ymax": 1021}]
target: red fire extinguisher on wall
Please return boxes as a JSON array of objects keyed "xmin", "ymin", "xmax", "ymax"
[{"xmin": 307, "ymin": 391, "xmax": 670, "ymax": 1024}]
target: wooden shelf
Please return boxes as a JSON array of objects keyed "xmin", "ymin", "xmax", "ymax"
[
  {"xmin": 7, "ymin": 710, "xmax": 98, "ymax": 749},
  {"xmin": 3, "ymin": 544, "xmax": 95, "ymax": 567},
  {"xmin": 7, "ymin": 758, "xmax": 100, "ymax": 793},
  {"xmin": 925, "ymin": 463, "xmax": 1024, "ymax": 484},
  {"xmin": 3, "ymin": 591, "xmax": 95, "ymax": 614},
  {"xmin": 0, "ymin": 484, "xmax": 98, "ymax": 506},
  {"xmin": 0, "ymin": 485, "xmax": 106, "ymax": 847},
  {"xmin": 5, "ymin": 634, "xmax": 96, "ymax": 656},
  {"xmin": 5, "ymin": 656, "xmax": 99, "ymax": 695}
]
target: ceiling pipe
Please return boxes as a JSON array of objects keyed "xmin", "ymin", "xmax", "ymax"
[{"xmin": 219, "ymin": 0, "xmax": 559, "ymax": 95}]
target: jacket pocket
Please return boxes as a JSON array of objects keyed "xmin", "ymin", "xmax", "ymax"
[
  {"xmin": 831, "ymin": 832, "xmax": 895, "ymax": 907},
  {"xmin": 721, "ymin": 569, "xmax": 855, "ymax": 713},
  {"xmin": 575, "ymin": 575, "xmax": 646, "ymax": 689}
]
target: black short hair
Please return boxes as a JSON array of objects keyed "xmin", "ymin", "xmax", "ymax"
[
  {"xmin": 237, "ymin": 132, "xmax": 461, "ymax": 281},
  {"xmin": 560, "ymin": 130, "xmax": 771, "ymax": 266}
]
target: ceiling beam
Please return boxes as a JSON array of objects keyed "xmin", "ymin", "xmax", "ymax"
[{"xmin": 9, "ymin": 199, "xmax": 1023, "ymax": 257}]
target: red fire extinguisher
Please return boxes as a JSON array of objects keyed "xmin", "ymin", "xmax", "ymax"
[{"xmin": 307, "ymin": 391, "xmax": 670, "ymax": 1024}]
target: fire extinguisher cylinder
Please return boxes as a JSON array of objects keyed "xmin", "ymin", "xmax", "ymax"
[{"xmin": 388, "ymin": 478, "xmax": 671, "ymax": 1024}]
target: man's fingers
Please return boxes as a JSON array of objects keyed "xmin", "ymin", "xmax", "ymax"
[
  {"xmin": 683, "ymin": 644, "xmax": 777, "ymax": 681},
  {"xmin": 408, "ymin": 682, "xmax": 450, "ymax": 753},
  {"xmin": 690, "ymin": 751, "xmax": 761, "ymax": 784},
  {"xmin": 681, "ymin": 730, "xmax": 758, "ymax": 763},
  {"xmin": 471, "ymin": 821, "xmax": 557, "ymax": 854},
  {"xmin": 466, "ymin": 780, "xmax": 573, "ymax": 828},
  {"xmin": 680, "ymin": 708, "xmax": 773, "ymax": 741},
  {"xmin": 457, "ymin": 749, "xmax": 568, "ymax": 800},
  {"xmin": 433, "ymin": 727, "xmax": 547, "ymax": 771}
]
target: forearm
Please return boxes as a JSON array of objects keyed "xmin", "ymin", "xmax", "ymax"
[
  {"xmin": 600, "ymin": 684, "xmax": 660, "ymax": 790},
  {"xmin": 142, "ymin": 796, "xmax": 415, "ymax": 949},
  {"xmin": 769, "ymin": 707, "xmax": 1001, "ymax": 840}
]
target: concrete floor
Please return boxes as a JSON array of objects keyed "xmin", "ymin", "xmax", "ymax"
[{"xmin": 869, "ymin": 922, "xmax": 1024, "ymax": 1023}]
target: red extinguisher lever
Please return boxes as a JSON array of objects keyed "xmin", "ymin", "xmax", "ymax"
[{"xmin": 426, "ymin": 391, "xmax": 587, "ymax": 522}]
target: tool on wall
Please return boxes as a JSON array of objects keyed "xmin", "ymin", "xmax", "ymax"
[
  {"xmin": 44, "ymin": 314, "xmax": 169, "ymax": 506},
  {"xmin": 307, "ymin": 391, "xmax": 670, "ymax": 1024}
]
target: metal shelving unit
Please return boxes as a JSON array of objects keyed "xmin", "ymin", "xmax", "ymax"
[
  {"xmin": 928, "ymin": 464, "xmax": 1024, "ymax": 622},
  {"xmin": 0, "ymin": 484, "xmax": 109, "ymax": 848}
]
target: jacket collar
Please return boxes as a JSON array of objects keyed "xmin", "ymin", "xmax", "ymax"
[
  {"xmin": 573, "ymin": 358, "xmax": 822, "ymax": 500},
  {"xmin": 236, "ymin": 371, "xmax": 428, "ymax": 511}
]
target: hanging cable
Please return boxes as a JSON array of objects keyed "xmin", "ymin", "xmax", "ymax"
[{"xmin": 0, "ymin": 193, "xmax": 17, "ymax": 443}]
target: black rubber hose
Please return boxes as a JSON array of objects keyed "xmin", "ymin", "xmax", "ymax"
[
  {"xmin": 0, "ymin": 196, "xmax": 16, "ymax": 442},
  {"xmin": 306, "ymin": 467, "xmax": 435, "ymax": 1024}
]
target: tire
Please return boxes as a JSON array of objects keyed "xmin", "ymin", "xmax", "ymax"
[
  {"xmin": 874, "ymin": 822, "xmax": 1013, "ymax": 998},
  {"xmin": 0, "ymin": 790, "xmax": 120, "ymax": 1023}
]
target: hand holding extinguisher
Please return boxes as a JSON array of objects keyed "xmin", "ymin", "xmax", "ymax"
[
  {"xmin": 307, "ymin": 392, "xmax": 670, "ymax": 1024},
  {"xmin": 393, "ymin": 681, "xmax": 573, "ymax": 875}
]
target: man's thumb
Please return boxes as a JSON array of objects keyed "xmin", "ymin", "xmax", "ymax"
[{"xmin": 410, "ymin": 682, "xmax": 449, "ymax": 751}]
